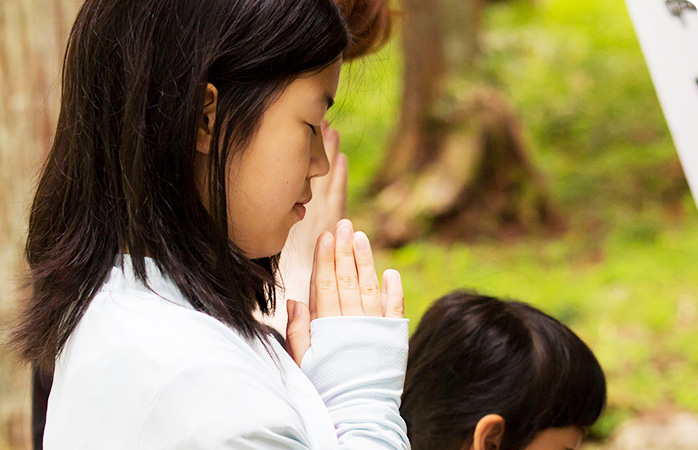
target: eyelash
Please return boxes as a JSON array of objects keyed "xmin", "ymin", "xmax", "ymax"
[{"xmin": 308, "ymin": 124, "xmax": 318, "ymax": 136}]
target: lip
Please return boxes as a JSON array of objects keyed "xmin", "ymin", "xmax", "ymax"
[{"xmin": 296, "ymin": 194, "xmax": 312, "ymax": 205}]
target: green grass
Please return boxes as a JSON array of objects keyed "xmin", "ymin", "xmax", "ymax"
[
  {"xmin": 374, "ymin": 215, "xmax": 698, "ymax": 435},
  {"xmin": 332, "ymin": 0, "xmax": 698, "ymax": 440}
]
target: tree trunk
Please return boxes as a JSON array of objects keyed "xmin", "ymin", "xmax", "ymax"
[
  {"xmin": 371, "ymin": 0, "xmax": 562, "ymax": 246},
  {"xmin": 442, "ymin": 0, "xmax": 485, "ymax": 71},
  {"xmin": 0, "ymin": 0, "xmax": 78, "ymax": 447},
  {"xmin": 369, "ymin": 0, "xmax": 446, "ymax": 192}
]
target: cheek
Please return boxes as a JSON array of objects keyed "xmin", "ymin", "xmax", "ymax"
[
  {"xmin": 270, "ymin": 147, "xmax": 310, "ymax": 193},
  {"xmin": 226, "ymin": 130, "xmax": 310, "ymax": 216},
  {"xmin": 263, "ymin": 134, "xmax": 309, "ymax": 178}
]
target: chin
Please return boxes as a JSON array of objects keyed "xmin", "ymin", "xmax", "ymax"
[
  {"xmin": 247, "ymin": 238, "xmax": 287, "ymax": 260},
  {"xmin": 247, "ymin": 249, "xmax": 281, "ymax": 260}
]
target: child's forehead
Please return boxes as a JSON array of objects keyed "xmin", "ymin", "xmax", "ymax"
[{"xmin": 524, "ymin": 426, "xmax": 583, "ymax": 450}]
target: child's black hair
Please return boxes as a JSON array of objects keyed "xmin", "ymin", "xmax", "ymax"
[{"xmin": 401, "ymin": 290, "xmax": 606, "ymax": 450}]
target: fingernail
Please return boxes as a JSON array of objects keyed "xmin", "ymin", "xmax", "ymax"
[
  {"xmin": 354, "ymin": 231, "xmax": 369, "ymax": 252},
  {"xmin": 385, "ymin": 269, "xmax": 400, "ymax": 289},
  {"xmin": 322, "ymin": 233, "xmax": 334, "ymax": 248},
  {"xmin": 339, "ymin": 224, "xmax": 352, "ymax": 240}
]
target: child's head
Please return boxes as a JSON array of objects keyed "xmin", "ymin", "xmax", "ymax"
[{"xmin": 401, "ymin": 291, "xmax": 606, "ymax": 450}]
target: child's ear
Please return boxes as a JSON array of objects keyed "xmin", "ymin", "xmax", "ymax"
[
  {"xmin": 196, "ymin": 83, "xmax": 218, "ymax": 155},
  {"xmin": 471, "ymin": 414, "xmax": 505, "ymax": 450}
]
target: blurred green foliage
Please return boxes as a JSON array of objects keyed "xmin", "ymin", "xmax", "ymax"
[{"xmin": 331, "ymin": 0, "xmax": 698, "ymax": 441}]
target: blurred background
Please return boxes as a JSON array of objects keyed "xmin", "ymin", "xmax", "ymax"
[{"xmin": 1, "ymin": 0, "xmax": 697, "ymax": 448}]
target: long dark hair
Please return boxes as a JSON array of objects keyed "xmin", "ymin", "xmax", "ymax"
[
  {"xmin": 401, "ymin": 291, "xmax": 606, "ymax": 450},
  {"xmin": 12, "ymin": 0, "xmax": 349, "ymax": 372}
]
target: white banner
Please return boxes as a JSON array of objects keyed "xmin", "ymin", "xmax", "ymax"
[{"xmin": 626, "ymin": 0, "xmax": 698, "ymax": 207}]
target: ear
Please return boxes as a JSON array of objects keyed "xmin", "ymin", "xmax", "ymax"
[
  {"xmin": 196, "ymin": 83, "xmax": 218, "ymax": 155},
  {"xmin": 471, "ymin": 414, "xmax": 505, "ymax": 450}
]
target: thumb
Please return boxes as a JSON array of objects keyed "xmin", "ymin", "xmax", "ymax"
[{"xmin": 285, "ymin": 299, "xmax": 311, "ymax": 367}]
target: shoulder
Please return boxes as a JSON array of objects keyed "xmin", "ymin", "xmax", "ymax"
[
  {"xmin": 77, "ymin": 286, "xmax": 248, "ymax": 358},
  {"xmin": 47, "ymin": 269, "xmax": 332, "ymax": 449},
  {"xmin": 56, "ymin": 280, "xmax": 281, "ymax": 403}
]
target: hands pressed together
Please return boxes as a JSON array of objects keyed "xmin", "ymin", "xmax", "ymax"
[
  {"xmin": 310, "ymin": 220, "xmax": 404, "ymax": 320},
  {"xmin": 280, "ymin": 122, "xmax": 404, "ymax": 366},
  {"xmin": 285, "ymin": 218, "xmax": 405, "ymax": 366}
]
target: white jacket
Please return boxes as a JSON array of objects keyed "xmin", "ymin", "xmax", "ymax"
[{"xmin": 44, "ymin": 256, "xmax": 410, "ymax": 449}]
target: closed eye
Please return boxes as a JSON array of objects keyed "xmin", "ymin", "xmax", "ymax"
[{"xmin": 308, "ymin": 124, "xmax": 318, "ymax": 136}]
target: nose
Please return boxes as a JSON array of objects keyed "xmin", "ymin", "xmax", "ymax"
[{"xmin": 308, "ymin": 133, "xmax": 330, "ymax": 179}]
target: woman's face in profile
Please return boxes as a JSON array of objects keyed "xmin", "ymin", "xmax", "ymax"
[{"xmin": 226, "ymin": 60, "xmax": 342, "ymax": 258}]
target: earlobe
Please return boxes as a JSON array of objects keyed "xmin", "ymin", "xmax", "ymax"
[
  {"xmin": 472, "ymin": 414, "xmax": 505, "ymax": 450},
  {"xmin": 196, "ymin": 83, "xmax": 218, "ymax": 155}
]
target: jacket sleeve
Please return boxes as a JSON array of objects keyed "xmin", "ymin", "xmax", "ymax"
[
  {"xmin": 137, "ymin": 317, "xmax": 410, "ymax": 450},
  {"xmin": 300, "ymin": 316, "xmax": 411, "ymax": 449}
]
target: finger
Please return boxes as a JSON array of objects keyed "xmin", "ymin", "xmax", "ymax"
[
  {"xmin": 314, "ymin": 231, "xmax": 341, "ymax": 318},
  {"xmin": 334, "ymin": 219, "xmax": 363, "ymax": 316},
  {"xmin": 382, "ymin": 269, "xmax": 405, "ymax": 318},
  {"xmin": 285, "ymin": 300, "xmax": 310, "ymax": 367},
  {"xmin": 328, "ymin": 153, "xmax": 348, "ymax": 220},
  {"xmin": 353, "ymin": 231, "xmax": 382, "ymax": 316},
  {"xmin": 309, "ymin": 234, "xmax": 321, "ymax": 320}
]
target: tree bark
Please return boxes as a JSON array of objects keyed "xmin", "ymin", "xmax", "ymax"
[
  {"xmin": 370, "ymin": 0, "xmax": 446, "ymax": 192},
  {"xmin": 442, "ymin": 0, "xmax": 485, "ymax": 70},
  {"xmin": 371, "ymin": 0, "xmax": 562, "ymax": 246},
  {"xmin": 0, "ymin": 0, "xmax": 78, "ymax": 447}
]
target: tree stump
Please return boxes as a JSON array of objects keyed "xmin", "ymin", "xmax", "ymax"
[
  {"xmin": 373, "ymin": 86, "xmax": 564, "ymax": 247},
  {"xmin": 369, "ymin": 0, "xmax": 563, "ymax": 247}
]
